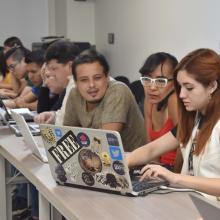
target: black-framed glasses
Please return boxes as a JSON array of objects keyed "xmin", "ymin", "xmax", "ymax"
[
  {"xmin": 140, "ymin": 76, "xmax": 173, "ymax": 88},
  {"xmin": 7, "ymin": 61, "xmax": 20, "ymax": 71}
]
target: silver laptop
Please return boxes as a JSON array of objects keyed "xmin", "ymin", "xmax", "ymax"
[
  {"xmin": 190, "ymin": 193, "xmax": 220, "ymax": 220},
  {"xmin": 39, "ymin": 124, "xmax": 168, "ymax": 196},
  {"xmin": 11, "ymin": 111, "xmax": 48, "ymax": 163},
  {"xmin": 0, "ymin": 97, "xmax": 34, "ymax": 124}
]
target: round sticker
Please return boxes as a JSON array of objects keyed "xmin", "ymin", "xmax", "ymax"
[
  {"xmin": 78, "ymin": 149, "xmax": 102, "ymax": 174},
  {"xmin": 113, "ymin": 161, "xmax": 125, "ymax": 175},
  {"xmin": 77, "ymin": 132, "xmax": 90, "ymax": 147},
  {"xmin": 82, "ymin": 172, "xmax": 95, "ymax": 186}
]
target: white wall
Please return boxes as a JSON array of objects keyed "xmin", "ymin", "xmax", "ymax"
[
  {"xmin": 0, "ymin": 0, "xmax": 49, "ymax": 49},
  {"xmin": 66, "ymin": 0, "xmax": 95, "ymax": 44},
  {"xmin": 95, "ymin": 0, "xmax": 220, "ymax": 81}
]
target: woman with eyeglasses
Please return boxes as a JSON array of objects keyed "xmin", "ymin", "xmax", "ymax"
[
  {"xmin": 139, "ymin": 52, "xmax": 181, "ymax": 171},
  {"xmin": 128, "ymin": 48, "xmax": 220, "ymax": 200}
]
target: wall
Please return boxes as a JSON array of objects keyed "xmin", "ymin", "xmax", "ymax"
[
  {"xmin": 66, "ymin": 0, "xmax": 95, "ymax": 44},
  {"xmin": 95, "ymin": 0, "xmax": 220, "ymax": 81},
  {"xmin": 0, "ymin": 0, "xmax": 49, "ymax": 49}
]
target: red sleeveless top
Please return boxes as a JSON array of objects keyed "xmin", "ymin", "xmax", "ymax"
[{"xmin": 148, "ymin": 116, "xmax": 177, "ymax": 166}]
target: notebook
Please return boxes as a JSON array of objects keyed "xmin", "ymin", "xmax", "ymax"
[
  {"xmin": 39, "ymin": 124, "xmax": 168, "ymax": 196},
  {"xmin": 10, "ymin": 111, "xmax": 48, "ymax": 163},
  {"xmin": 189, "ymin": 194, "xmax": 220, "ymax": 220}
]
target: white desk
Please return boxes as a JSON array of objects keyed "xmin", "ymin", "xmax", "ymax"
[{"xmin": 0, "ymin": 127, "xmax": 201, "ymax": 220}]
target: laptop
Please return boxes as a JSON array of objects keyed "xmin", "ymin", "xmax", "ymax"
[
  {"xmin": 189, "ymin": 193, "xmax": 220, "ymax": 220},
  {"xmin": 10, "ymin": 111, "xmax": 48, "ymax": 163},
  {"xmin": 0, "ymin": 97, "xmax": 34, "ymax": 124},
  {"xmin": 39, "ymin": 124, "xmax": 168, "ymax": 196}
]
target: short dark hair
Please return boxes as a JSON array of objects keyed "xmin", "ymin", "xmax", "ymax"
[
  {"xmin": 114, "ymin": 75, "xmax": 130, "ymax": 86},
  {"xmin": 139, "ymin": 52, "xmax": 178, "ymax": 76},
  {"xmin": 72, "ymin": 49, "xmax": 110, "ymax": 80},
  {"xmin": 0, "ymin": 50, "xmax": 7, "ymax": 76},
  {"xmin": 4, "ymin": 46, "xmax": 30, "ymax": 62},
  {"xmin": 25, "ymin": 49, "xmax": 45, "ymax": 66},
  {"xmin": 45, "ymin": 40, "xmax": 80, "ymax": 64},
  {"xmin": 4, "ymin": 36, "xmax": 23, "ymax": 48}
]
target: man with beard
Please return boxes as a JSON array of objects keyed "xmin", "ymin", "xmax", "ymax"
[{"xmin": 63, "ymin": 50, "xmax": 146, "ymax": 152}]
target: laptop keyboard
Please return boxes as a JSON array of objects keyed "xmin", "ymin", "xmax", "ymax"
[
  {"xmin": 21, "ymin": 113, "xmax": 34, "ymax": 122},
  {"xmin": 131, "ymin": 176, "xmax": 165, "ymax": 192}
]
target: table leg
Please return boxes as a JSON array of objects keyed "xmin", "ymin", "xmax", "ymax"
[{"xmin": 0, "ymin": 155, "xmax": 7, "ymax": 220}]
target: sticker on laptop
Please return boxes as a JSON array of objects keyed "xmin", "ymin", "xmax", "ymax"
[
  {"xmin": 54, "ymin": 128, "xmax": 63, "ymax": 138},
  {"xmin": 101, "ymin": 152, "xmax": 111, "ymax": 166},
  {"xmin": 78, "ymin": 149, "xmax": 102, "ymax": 174},
  {"xmin": 95, "ymin": 172, "xmax": 129, "ymax": 189},
  {"xmin": 106, "ymin": 133, "xmax": 119, "ymax": 146},
  {"xmin": 109, "ymin": 146, "xmax": 123, "ymax": 161},
  {"xmin": 82, "ymin": 172, "xmax": 95, "ymax": 186},
  {"xmin": 63, "ymin": 162, "xmax": 79, "ymax": 182},
  {"xmin": 41, "ymin": 127, "xmax": 56, "ymax": 144},
  {"xmin": 113, "ymin": 161, "xmax": 125, "ymax": 175},
  {"xmin": 91, "ymin": 137, "xmax": 102, "ymax": 154},
  {"xmin": 48, "ymin": 130, "xmax": 82, "ymax": 164},
  {"xmin": 55, "ymin": 164, "xmax": 67, "ymax": 184},
  {"xmin": 76, "ymin": 132, "xmax": 90, "ymax": 147}
]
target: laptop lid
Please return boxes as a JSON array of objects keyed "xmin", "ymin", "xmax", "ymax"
[
  {"xmin": 0, "ymin": 97, "xmax": 34, "ymax": 122},
  {"xmin": 39, "ymin": 124, "xmax": 166, "ymax": 196},
  {"xmin": 189, "ymin": 194, "xmax": 220, "ymax": 220},
  {"xmin": 0, "ymin": 98, "xmax": 14, "ymax": 123},
  {"xmin": 10, "ymin": 111, "xmax": 48, "ymax": 163}
]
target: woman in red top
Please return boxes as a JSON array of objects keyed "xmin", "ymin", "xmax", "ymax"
[{"xmin": 139, "ymin": 52, "xmax": 181, "ymax": 171}]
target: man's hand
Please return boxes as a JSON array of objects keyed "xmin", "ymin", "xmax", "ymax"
[{"xmin": 34, "ymin": 111, "xmax": 56, "ymax": 124}]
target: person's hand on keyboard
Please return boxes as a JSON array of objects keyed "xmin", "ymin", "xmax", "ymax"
[{"xmin": 139, "ymin": 164, "xmax": 178, "ymax": 184}]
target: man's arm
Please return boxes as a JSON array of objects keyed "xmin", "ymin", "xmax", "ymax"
[
  {"xmin": 102, "ymin": 122, "xmax": 124, "ymax": 132},
  {"xmin": 15, "ymin": 91, "xmax": 38, "ymax": 111},
  {"xmin": 10, "ymin": 74, "xmax": 26, "ymax": 94}
]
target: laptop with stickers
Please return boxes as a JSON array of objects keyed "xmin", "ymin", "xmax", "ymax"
[
  {"xmin": 10, "ymin": 111, "xmax": 48, "ymax": 163},
  {"xmin": 39, "ymin": 124, "xmax": 168, "ymax": 196}
]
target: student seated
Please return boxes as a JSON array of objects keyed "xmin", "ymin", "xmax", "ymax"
[
  {"xmin": 12, "ymin": 49, "xmax": 44, "ymax": 110},
  {"xmin": 139, "ymin": 52, "xmax": 182, "ymax": 171},
  {"xmin": 127, "ymin": 48, "xmax": 220, "ymax": 201},
  {"xmin": 62, "ymin": 49, "xmax": 146, "ymax": 152},
  {"xmin": 34, "ymin": 40, "xmax": 80, "ymax": 119},
  {"xmin": 4, "ymin": 46, "xmax": 33, "ymax": 107},
  {"xmin": 0, "ymin": 37, "xmax": 25, "ymax": 98},
  {"xmin": 0, "ymin": 47, "xmax": 15, "ymax": 97},
  {"xmin": 3, "ymin": 49, "xmax": 44, "ymax": 110}
]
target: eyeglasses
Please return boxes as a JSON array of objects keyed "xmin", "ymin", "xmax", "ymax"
[
  {"xmin": 140, "ymin": 76, "xmax": 173, "ymax": 88},
  {"xmin": 7, "ymin": 61, "xmax": 19, "ymax": 71}
]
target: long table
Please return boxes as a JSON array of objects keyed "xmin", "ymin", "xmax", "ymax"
[{"xmin": 0, "ymin": 127, "xmax": 201, "ymax": 220}]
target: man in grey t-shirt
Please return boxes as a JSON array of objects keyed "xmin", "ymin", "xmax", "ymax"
[{"xmin": 63, "ymin": 50, "xmax": 146, "ymax": 151}]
